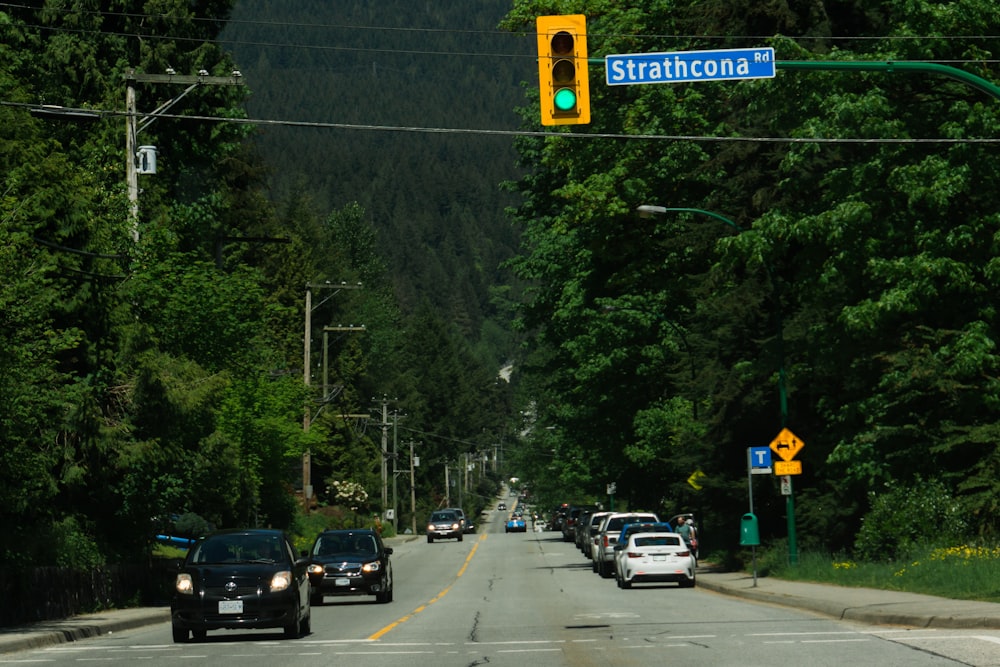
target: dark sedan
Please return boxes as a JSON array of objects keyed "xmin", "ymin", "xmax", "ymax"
[
  {"xmin": 307, "ymin": 529, "xmax": 393, "ymax": 604},
  {"xmin": 170, "ymin": 528, "xmax": 311, "ymax": 643}
]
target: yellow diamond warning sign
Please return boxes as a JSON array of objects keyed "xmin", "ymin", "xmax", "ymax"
[{"xmin": 769, "ymin": 428, "xmax": 804, "ymax": 462}]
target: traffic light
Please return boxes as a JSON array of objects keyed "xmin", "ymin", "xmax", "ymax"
[{"xmin": 536, "ymin": 14, "xmax": 590, "ymax": 126}]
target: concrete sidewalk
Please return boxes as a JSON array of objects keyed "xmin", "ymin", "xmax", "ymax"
[{"xmin": 3, "ymin": 570, "xmax": 1000, "ymax": 655}]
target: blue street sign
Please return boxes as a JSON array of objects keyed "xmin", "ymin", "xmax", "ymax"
[
  {"xmin": 750, "ymin": 447, "xmax": 772, "ymax": 468},
  {"xmin": 606, "ymin": 47, "xmax": 776, "ymax": 86}
]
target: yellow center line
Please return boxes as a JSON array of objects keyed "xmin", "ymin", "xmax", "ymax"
[{"xmin": 368, "ymin": 533, "xmax": 486, "ymax": 641}]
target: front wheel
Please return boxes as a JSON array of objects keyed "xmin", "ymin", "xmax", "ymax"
[
  {"xmin": 458, "ymin": 533, "xmax": 463, "ymax": 542},
  {"xmin": 427, "ymin": 535, "xmax": 434, "ymax": 543},
  {"xmin": 171, "ymin": 626, "xmax": 188, "ymax": 643}
]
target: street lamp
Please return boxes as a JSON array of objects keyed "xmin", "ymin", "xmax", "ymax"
[{"xmin": 638, "ymin": 204, "xmax": 796, "ymax": 565}]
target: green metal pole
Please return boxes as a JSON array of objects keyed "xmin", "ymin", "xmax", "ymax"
[
  {"xmin": 777, "ymin": 60, "xmax": 1000, "ymax": 103},
  {"xmin": 640, "ymin": 205, "xmax": 797, "ymax": 564}
]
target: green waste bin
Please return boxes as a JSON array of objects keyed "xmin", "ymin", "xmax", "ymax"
[{"xmin": 740, "ymin": 512, "xmax": 760, "ymax": 546}]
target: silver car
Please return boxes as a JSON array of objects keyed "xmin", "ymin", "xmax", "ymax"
[{"xmin": 426, "ymin": 510, "xmax": 463, "ymax": 543}]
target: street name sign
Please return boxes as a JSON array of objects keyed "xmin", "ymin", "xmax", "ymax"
[{"xmin": 606, "ymin": 47, "xmax": 775, "ymax": 86}]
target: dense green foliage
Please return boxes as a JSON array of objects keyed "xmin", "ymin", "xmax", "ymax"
[
  {"xmin": 4, "ymin": 0, "xmax": 1000, "ymax": 577},
  {"xmin": 501, "ymin": 0, "xmax": 1000, "ymax": 555},
  {"xmin": 0, "ymin": 1, "xmax": 516, "ymax": 571}
]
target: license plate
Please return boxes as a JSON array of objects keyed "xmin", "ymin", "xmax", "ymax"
[
  {"xmin": 218, "ymin": 600, "xmax": 243, "ymax": 614},
  {"xmin": 335, "ymin": 577, "xmax": 351, "ymax": 586},
  {"xmin": 653, "ymin": 555, "xmax": 666, "ymax": 562}
]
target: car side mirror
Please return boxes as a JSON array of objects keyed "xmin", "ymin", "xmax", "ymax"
[{"xmin": 384, "ymin": 547, "xmax": 394, "ymax": 555}]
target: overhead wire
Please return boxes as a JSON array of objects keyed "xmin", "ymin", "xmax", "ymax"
[{"xmin": 3, "ymin": 100, "xmax": 998, "ymax": 144}]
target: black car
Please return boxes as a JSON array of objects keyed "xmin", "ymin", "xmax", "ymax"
[
  {"xmin": 170, "ymin": 528, "xmax": 311, "ymax": 643},
  {"xmin": 307, "ymin": 529, "xmax": 394, "ymax": 604}
]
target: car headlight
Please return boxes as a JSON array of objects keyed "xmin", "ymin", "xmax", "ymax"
[
  {"xmin": 175, "ymin": 573, "xmax": 194, "ymax": 595},
  {"xmin": 308, "ymin": 563, "xmax": 325, "ymax": 576},
  {"xmin": 452, "ymin": 523, "xmax": 460, "ymax": 530},
  {"xmin": 427, "ymin": 524, "xmax": 435, "ymax": 532},
  {"xmin": 270, "ymin": 570, "xmax": 292, "ymax": 592},
  {"xmin": 362, "ymin": 561, "xmax": 382, "ymax": 573}
]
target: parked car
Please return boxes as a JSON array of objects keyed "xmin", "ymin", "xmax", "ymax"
[
  {"xmin": 578, "ymin": 510, "xmax": 612, "ymax": 558},
  {"xmin": 615, "ymin": 532, "xmax": 696, "ymax": 588},
  {"xmin": 611, "ymin": 522, "xmax": 674, "ymax": 584},
  {"xmin": 306, "ymin": 529, "xmax": 393, "ymax": 605},
  {"xmin": 427, "ymin": 510, "xmax": 463, "ymax": 542},
  {"xmin": 562, "ymin": 504, "xmax": 600, "ymax": 542},
  {"xmin": 505, "ymin": 514, "xmax": 527, "ymax": 533},
  {"xmin": 592, "ymin": 512, "xmax": 660, "ymax": 577},
  {"xmin": 170, "ymin": 528, "xmax": 311, "ymax": 643},
  {"xmin": 550, "ymin": 503, "xmax": 570, "ymax": 532}
]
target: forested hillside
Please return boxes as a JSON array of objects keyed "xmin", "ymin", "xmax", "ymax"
[{"xmin": 221, "ymin": 1, "xmax": 533, "ymax": 352}]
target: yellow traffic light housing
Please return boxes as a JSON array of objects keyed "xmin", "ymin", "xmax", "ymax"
[{"xmin": 536, "ymin": 14, "xmax": 590, "ymax": 126}]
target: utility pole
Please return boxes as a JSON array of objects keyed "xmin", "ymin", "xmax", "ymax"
[
  {"xmin": 124, "ymin": 69, "xmax": 243, "ymax": 241},
  {"xmin": 379, "ymin": 397, "xmax": 389, "ymax": 514},
  {"xmin": 409, "ymin": 440, "xmax": 418, "ymax": 535},
  {"xmin": 303, "ymin": 282, "xmax": 363, "ymax": 431},
  {"xmin": 302, "ymin": 281, "xmax": 362, "ymax": 513},
  {"xmin": 444, "ymin": 463, "xmax": 450, "ymax": 507}
]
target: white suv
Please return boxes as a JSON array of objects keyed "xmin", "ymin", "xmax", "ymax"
[{"xmin": 591, "ymin": 512, "xmax": 659, "ymax": 577}]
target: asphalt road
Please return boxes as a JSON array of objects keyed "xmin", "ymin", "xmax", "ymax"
[{"xmin": 4, "ymin": 507, "xmax": 1000, "ymax": 666}]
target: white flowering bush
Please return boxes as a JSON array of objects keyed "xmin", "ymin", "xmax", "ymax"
[{"xmin": 329, "ymin": 480, "xmax": 369, "ymax": 509}]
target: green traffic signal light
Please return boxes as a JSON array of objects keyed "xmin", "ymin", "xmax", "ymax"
[
  {"xmin": 553, "ymin": 87, "xmax": 577, "ymax": 112},
  {"xmin": 536, "ymin": 15, "xmax": 590, "ymax": 126}
]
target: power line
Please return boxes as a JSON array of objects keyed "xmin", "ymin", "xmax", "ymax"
[
  {"xmin": 4, "ymin": 100, "xmax": 997, "ymax": 144},
  {"xmin": 3, "ymin": 3, "xmax": 1000, "ymax": 63}
]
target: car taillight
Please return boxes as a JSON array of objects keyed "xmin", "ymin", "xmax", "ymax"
[
  {"xmin": 627, "ymin": 551, "xmax": 643, "ymax": 559},
  {"xmin": 677, "ymin": 550, "xmax": 691, "ymax": 557},
  {"xmin": 602, "ymin": 535, "xmax": 609, "ymax": 547}
]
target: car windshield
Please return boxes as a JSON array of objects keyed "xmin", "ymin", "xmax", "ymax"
[
  {"xmin": 192, "ymin": 534, "xmax": 285, "ymax": 564},
  {"xmin": 314, "ymin": 533, "xmax": 378, "ymax": 556},
  {"xmin": 431, "ymin": 512, "xmax": 456, "ymax": 522}
]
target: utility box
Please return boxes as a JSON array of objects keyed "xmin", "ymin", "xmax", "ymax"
[
  {"xmin": 137, "ymin": 145, "xmax": 157, "ymax": 174},
  {"xmin": 740, "ymin": 512, "xmax": 760, "ymax": 546}
]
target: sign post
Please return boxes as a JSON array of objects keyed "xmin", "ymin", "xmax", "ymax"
[{"xmin": 769, "ymin": 428, "xmax": 804, "ymax": 566}]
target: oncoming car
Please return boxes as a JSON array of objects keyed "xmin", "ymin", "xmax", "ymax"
[
  {"xmin": 505, "ymin": 514, "xmax": 527, "ymax": 533},
  {"xmin": 307, "ymin": 529, "xmax": 393, "ymax": 604},
  {"xmin": 615, "ymin": 532, "xmax": 696, "ymax": 589},
  {"xmin": 170, "ymin": 529, "xmax": 311, "ymax": 643},
  {"xmin": 427, "ymin": 510, "xmax": 463, "ymax": 542}
]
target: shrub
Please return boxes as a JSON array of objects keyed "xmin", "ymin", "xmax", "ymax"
[{"xmin": 854, "ymin": 478, "xmax": 965, "ymax": 561}]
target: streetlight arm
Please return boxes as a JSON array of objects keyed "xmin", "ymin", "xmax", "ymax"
[{"xmin": 636, "ymin": 205, "xmax": 744, "ymax": 233}]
